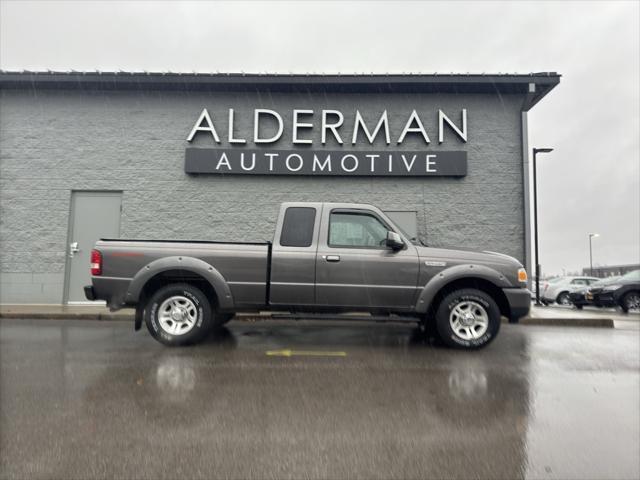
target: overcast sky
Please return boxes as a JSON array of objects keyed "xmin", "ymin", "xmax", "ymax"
[{"xmin": 1, "ymin": 0, "xmax": 638, "ymax": 275}]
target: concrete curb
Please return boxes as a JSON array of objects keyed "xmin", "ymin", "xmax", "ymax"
[
  {"xmin": 0, "ymin": 311, "xmax": 615, "ymax": 328},
  {"xmin": 0, "ymin": 312, "xmax": 133, "ymax": 321},
  {"xmin": 516, "ymin": 317, "xmax": 614, "ymax": 328}
]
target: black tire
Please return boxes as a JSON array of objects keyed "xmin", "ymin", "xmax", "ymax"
[
  {"xmin": 435, "ymin": 288, "xmax": 501, "ymax": 349},
  {"xmin": 218, "ymin": 313, "xmax": 235, "ymax": 325},
  {"xmin": 144, "ymin": 283, "xmax": 214, "ymax": 346},
  {"xmin": 556, "ymin": 291, "xmax": 571, "ymax": 306},
  {"xmin": 419, "ymin": 315, "xmax": 444, "ymax": 345},
  {"xmin": 620, "ymin": 291, "xmax": 640, "ymax": 314}
]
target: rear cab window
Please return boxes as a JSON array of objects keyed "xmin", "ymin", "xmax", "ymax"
[{"xmin": 280, "ymin": 207, "xmax": 316, "ymax": 247}]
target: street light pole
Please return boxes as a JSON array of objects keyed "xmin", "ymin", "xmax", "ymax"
[
  {"xmin": 532, "ymin": 147, "xmax": 553, "ymax": 306},
  {"xmin": 589, "ymin": 233, "xmax": 599, "ymax": 276}
]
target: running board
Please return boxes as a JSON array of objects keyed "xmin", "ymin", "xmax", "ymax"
[{"xmin": 268, "ymin": 312, "xmax": 421, "ymax": 323}]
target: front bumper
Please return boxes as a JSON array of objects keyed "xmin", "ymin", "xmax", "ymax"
[
  {"xmin": 503, "ymin": 288, "xmax": 531, "ymax": 323},
  {"xmin": 569, "ymin": 291, "xmax": 589, "ymax": 306},
  {"xmin": 591, "ymin": 291, "xmax": 617, "ymax": 307}
]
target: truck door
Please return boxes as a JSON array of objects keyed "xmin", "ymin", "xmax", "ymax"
[
  {"xmin": 315, "ymin": 207, "xmax": 420, "ymax": 309},
  {"xmin": 269, "ymin": 204, "xmax": 322, "ymax": 306}
]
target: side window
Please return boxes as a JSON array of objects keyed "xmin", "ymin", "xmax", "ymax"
[
  {"xmin": 572, "ymin": 279, "xmax": 586, "ymax": 285},
  {"xmin": 329, "ymin": 212, "xmax": 389, "ymax": 248},
  {"xmin": 280, "ymin": 207, "xmax": 316, "ymax": 247}
]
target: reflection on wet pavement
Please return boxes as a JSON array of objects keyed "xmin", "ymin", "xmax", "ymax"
[{"xmin": 0, "ymin": 319, "xmax": 638, "ymax": 479}]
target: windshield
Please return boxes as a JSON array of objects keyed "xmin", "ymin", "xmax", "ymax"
[
  {"xmin": 383, "ymin": 215, "xmax": 422, "ymax": 246},
  {"xmin": 620, "ymin": 269, "xmax": 640, "ymax": 281},
  {"xmin": 395, "ymin": 225, "xmax": 421, "ymax": 246}
]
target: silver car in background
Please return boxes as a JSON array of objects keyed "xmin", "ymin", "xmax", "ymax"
[{"xmin": 541, "ymin": 276, "xmax": 600, "ymax": 305}]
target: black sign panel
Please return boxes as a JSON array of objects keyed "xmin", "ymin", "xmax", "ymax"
[{"xmin": 185, "ymin": 148, "xmax": 467, "ymax": 177}]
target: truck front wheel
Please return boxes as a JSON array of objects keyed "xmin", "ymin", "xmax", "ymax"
[
  {"xmin": 435, "ymin": 288, "xmax": 501, "ymax": 349},
  {"xmin": 145, "ymin": 283, "xmax": 213, "ymax": 346},
  {"xmin": 218, "ymin": 313, "xmax": 234, "ymax": 325}
]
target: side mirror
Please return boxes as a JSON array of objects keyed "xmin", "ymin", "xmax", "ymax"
[{"xmin": 385, "ymin": 231, "xmax": 404, "ymax": 251}]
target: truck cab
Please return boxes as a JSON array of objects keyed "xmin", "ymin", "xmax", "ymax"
[{"xmin": 270, "ymin": 202, "xmax": 420, "ymax": 311}]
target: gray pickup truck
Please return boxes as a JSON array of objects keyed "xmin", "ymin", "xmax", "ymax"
[{"xmin": 85, "ymin": 202, "xmax": 530, "ymax": 349}]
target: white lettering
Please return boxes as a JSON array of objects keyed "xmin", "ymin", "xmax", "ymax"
[
  {"xmin": 240, "ymin": 152, "xmax": 256, "ymax": 171},
  {"xmin": 292, "ymin": 110, "xmax": 314, "ymax": 144},
  {"xmin": 438, "ymin": 109, "xmax": 467, "ymax": 143},
  {"xmin": 321, "ymin": 110, "xmax": 344, "ymax": 144},
  {"xmin": 254, "ymin": 109, "xmax": 284, "ymax": 143},
  {"xmin": 366, "ymin": 154, "xmax": 379, "ymax": 172},
  {"xmin": 187, "ymin": 108, "xmax": 220, "ymax": 143},
  {"xmin": 426, "ymin": 154, "xmax": 437, "ymax": 172},
  {"xmin": 312, "ymin": 154, "xmax": 332, "ymax": 172},
  {"xmin": 265, "ymin": 153, "xmax": 278, "ymax": 171},
  {"xmin": 397, "ymin": 110, "xmax": 430, "ymax": 144},
  {"xmin": 401, "ymin": 154, "xmax": 417, "ymax": 172},
  {"xmin": 189, "ymin": 107, "xmax": 469, "ymax": 149},
  {"xmin": 341, "ymin": 154, "xmax": 359, "ymax": 172},
  {"xmin": 285, "ymin": 153, "xmax": 304, "ymax": 172},
  {"xmin": 352, "ymin": 110, "xmax": 391, "ymax": 145},
  {"xmin": 388, "ymin": 154, "xmax": 393, "ymax": 172},
  {"xmin": 216, "ymin": 152, "xmax": 231, "ymax": 170},
  {"xmin": 228, "ymin": 109, "xmax": 246, "ymax": 144}
]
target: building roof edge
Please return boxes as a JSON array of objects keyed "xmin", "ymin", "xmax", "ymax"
[{"xmin": 0, "ymin": 71, "xmax": 561, "ymax": 110}]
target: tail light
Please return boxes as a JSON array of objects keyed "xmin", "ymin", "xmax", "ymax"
[
  {"xmin": 90, "ymin": 249, "xmax": 102, "ymax": 276},
  {"xmin": 543, "ymin": 282, "xmax": 549, "ymax": 292}
]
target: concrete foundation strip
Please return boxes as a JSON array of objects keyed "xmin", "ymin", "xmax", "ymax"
[{"xmin": 0, "ymin": 309, "xmax": 615, "ymax": 328}]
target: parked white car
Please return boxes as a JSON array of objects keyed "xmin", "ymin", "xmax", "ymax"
[{"xmin": 541, "ymin": 276, "xmax": 600, "ymax": 305}]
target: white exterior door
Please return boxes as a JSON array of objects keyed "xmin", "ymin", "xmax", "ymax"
[{"xmin": 64, "ymin": 191, "xmax": 121, "ymax": 303}]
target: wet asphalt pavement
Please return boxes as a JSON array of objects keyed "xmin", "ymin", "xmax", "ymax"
[{"xmin": 1, "ymin": 319, "xmax": 638, "ymax": 480}]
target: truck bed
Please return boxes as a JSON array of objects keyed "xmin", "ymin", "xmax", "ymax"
[{"xmin": 94, "ymin": 239, "xmax": 271, "ymax": 309}]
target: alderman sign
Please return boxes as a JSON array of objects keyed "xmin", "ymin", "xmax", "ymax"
[
  {"xmin": 184, "ymin": 107, "xmax": 469, "ymax": 177},
  {"xmin": 185, "ymin": 149, "xmax": 466, "ymax": 176}
]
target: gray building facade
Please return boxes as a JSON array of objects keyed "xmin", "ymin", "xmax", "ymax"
[{"xmin": 0, "ymin": 72, "xmax": 559, "ymax": 304}]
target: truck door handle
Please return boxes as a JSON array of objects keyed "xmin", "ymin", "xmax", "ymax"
[
  {"xmin": 69, "ymin": 242, "xmax": 80, "ymax": 258},
  {"xmin": 323, "ymin": 255, "xmax": 340, "ymax": 262}
]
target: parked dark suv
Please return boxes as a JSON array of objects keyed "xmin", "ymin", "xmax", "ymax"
[{"xmin": 587, "ymin": 270, "xmax": 640, "ymax": 313}]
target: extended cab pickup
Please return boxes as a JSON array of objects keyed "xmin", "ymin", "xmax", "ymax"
[{"xmin": 86, "ymin": 202, "xmax": 531, "ymax": 349}]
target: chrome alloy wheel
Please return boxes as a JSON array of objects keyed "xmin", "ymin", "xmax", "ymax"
[
  {"xmin": 158, "ymin": 296, "xmax": 198, "ymax": 336},
  {"xmin": 625, "ymin": 293, "xmax": 640, "ymax": 313},
  {"xmin": 449, "ymin": 300, "xmax": 489, "ymax": 341},
  {"xmin": 558, "ymin": 293, "xmax": 571, "ymax": 306}
]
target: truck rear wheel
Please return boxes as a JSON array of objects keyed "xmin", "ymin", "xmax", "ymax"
[
  {"xmin": 145, "ymin": 283, "xmax": 213, "ymax": 346},
  {"xmin": 435, "ymin": 288, "xmax": 501, "ymax": 349}
]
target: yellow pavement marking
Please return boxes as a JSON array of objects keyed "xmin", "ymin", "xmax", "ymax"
[{"xmin": 265, "ymin": 349, "xmax": 347, "ymax": 357}]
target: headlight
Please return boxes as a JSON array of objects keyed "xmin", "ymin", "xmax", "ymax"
[
  {"xmin": 603, "ymin": 284, "xmax": 622, "ymax": 291},
  {"xmin": 517, "ymin": 268, "xmax": 528, "ymax": 284}
]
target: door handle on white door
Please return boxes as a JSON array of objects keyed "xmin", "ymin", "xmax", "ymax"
[
  {"xmin": 324, "ymin": 255, "xmax": 340, "ymax": 262},
  {"xmin": 69, "ymin": 242, "xmax": 80, "ymax": 258}
]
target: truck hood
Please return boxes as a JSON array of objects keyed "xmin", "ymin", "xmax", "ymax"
[
  {"xmin": 413, "ymin": 245, "xmax": 525, "ymax": 287},
  {"xmin": 414, "ymin": 245, "xmax": 523, "ymax": 268}
]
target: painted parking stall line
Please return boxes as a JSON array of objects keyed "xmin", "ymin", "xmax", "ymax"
[{"xmin": 266, "ymin": 349, "xmax": 348, "ymax": 357}]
